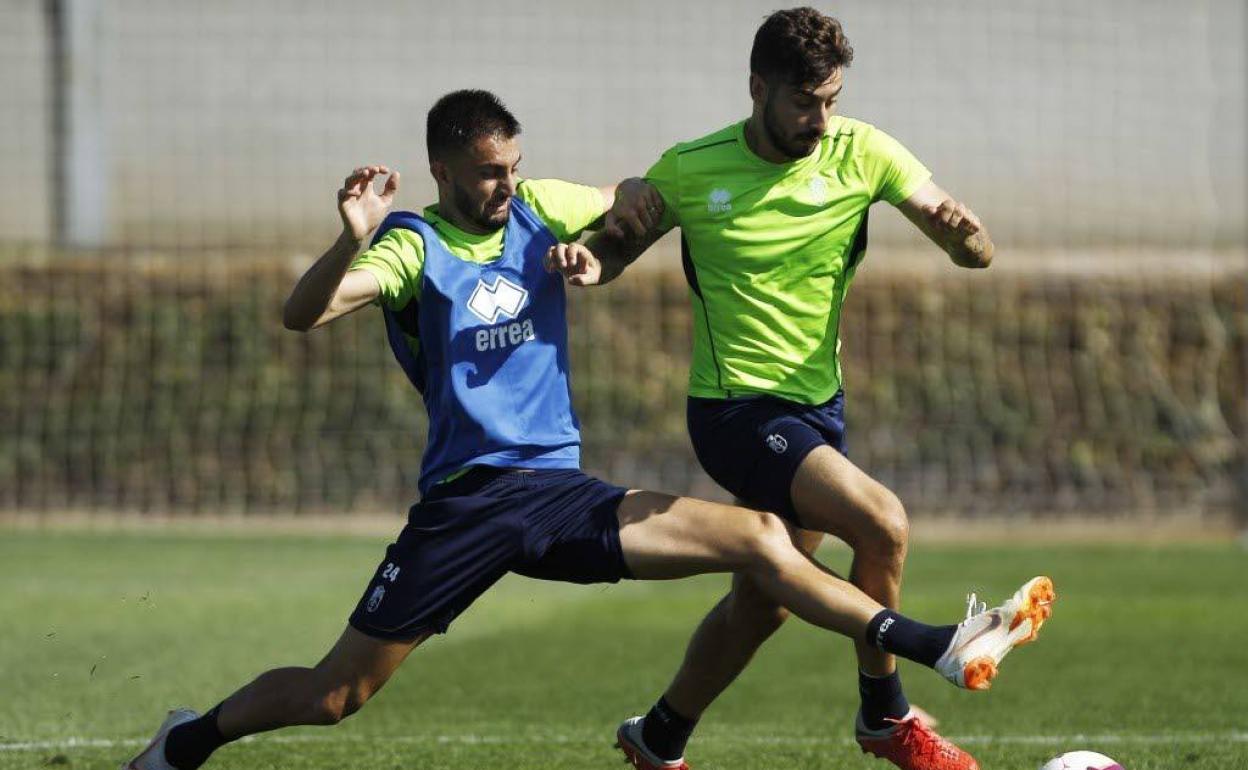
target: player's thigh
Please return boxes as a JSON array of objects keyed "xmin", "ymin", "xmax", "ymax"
[
  {"xmin": 615, "ymin": 491, "xmax": 797, "ymax": 580},
  {"xmin": 789, "ymin": 444, "xmax": 906, "ymax": 548},
  {"xmin": 688, "ymin": 398, "xmax": 829, "ymax": 523},
  {"xmin": 733, "ymin": 496, "xmax": 826, "ymax": 557}
]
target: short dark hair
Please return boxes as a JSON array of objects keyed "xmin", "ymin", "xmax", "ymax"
[
  {"xmin": 426, "ymin": 90, "xmax": 521, "ymax": 160},
  {"xmin": 750, "ymin": 7, "xmax": 853, "ymax": 86}
]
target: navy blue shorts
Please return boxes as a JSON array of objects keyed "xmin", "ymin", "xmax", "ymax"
[
  {"xmin": 348, "ymin": 468, "xmax": 631, "ymax": 640},
  {"xmin": 687, "ymin": 391, "xmax": 847, "ymax": 525}
]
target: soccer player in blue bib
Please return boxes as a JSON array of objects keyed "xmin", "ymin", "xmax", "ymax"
[{"xmin": 123, "ymin": 90, "xmax": 1052, "ymax": 770}]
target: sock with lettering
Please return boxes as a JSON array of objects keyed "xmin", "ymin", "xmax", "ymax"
[{"xmin": 865, "ymin": 609, "xmax": 957, "ymax": 668}]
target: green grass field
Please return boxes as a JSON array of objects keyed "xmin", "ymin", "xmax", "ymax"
[{"xmin": 2, "ymin": 529, "xmax": 1245, "ymax": 770}]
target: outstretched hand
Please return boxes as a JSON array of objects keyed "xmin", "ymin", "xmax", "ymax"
[
  {"xmin": 544, "ymin": 243, "xmax": 602, "ymax": 287},
  {"xmin": 338, "ymin": 165, "xmax": 400, "ymax": 242}
]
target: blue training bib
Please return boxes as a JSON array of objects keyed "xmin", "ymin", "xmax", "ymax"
[{"xmin": 371, "ymin": 200, "xmax": 581, "ymax": 494}]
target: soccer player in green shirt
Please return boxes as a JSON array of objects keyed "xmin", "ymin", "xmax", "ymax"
[{"xmin": 545, "ymin": 8, "xmax": 1019, "ymax": 770}]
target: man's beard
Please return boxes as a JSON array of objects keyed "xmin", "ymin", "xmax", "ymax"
[
  {"xmin": 763, "ymin": 93, "xmax": 822, "ymax": 160},
  {"xmin": 452, "ymin": 181, "xmax": 510, "ymax": 232}
]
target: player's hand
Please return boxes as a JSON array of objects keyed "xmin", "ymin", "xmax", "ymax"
[
  {"xmin": 924, "ymin": 198, "xmax": 982, "ymax": 238},
  {"xmin": 338, "ymin": 165, "xmax": 399, "ymax": 242},
  {"xmin": 544, "ymin": 243, "xmax": 602, "ymax": 287},
  {"xmin": 605, "ymin": 178, "xmax": 664, "ymax": 239}
]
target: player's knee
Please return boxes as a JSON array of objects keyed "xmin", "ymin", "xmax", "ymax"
[
  {"xmin": 861, "ymin": 493, "xmax": 909, "ymax": 564},
  {"xmin": 310, "ymin": 681, "xmax": 375, "ymax": 725},
  {"xmin": 743, "ymin": 511, "xmax": 800, "ymax": 573}
]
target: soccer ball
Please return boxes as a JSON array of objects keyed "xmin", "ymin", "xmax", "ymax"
[{"xmin": 1040, "ymin": 751, "xmax": 1123, "ymax": 770}]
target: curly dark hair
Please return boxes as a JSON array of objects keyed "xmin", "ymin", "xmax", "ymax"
[{"xmin": 750, "ymin": 7, "xmax": 854, "ymax": 86}]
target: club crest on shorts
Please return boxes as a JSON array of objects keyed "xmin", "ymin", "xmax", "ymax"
[
  {"xmin": 366, "ymin": 585, "xmax": 386, "ymax": 613},
  {"xmin": 765, "ymin": 433, "xmax": 788, "ymax": 453}
]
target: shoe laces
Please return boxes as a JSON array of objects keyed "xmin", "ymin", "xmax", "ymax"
[
  {"xmin": 964, "ymin": 592, "xmax": 987, "ymax": 619},
  {"xmin": 886, "ymin": 717, "xmax": 963, "ymax": 761}
]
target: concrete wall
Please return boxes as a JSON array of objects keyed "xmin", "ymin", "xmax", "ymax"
[
  {"xmin": 1, "ymin": 0, "xmax": 1244, "ymax": 252},
  {"xmin": 0, "ymin": 1, "xmax": 53, "ymax": 243}
]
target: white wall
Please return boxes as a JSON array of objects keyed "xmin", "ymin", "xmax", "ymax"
[{"xmin": 2, "ymin": 0, "xmax": 1244, "ymax": 253}]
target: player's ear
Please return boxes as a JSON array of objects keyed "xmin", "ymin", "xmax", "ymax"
[
  {"xmin": 748, "ymin": 73, "xmax": 767, "ymax": 105},
  {"xmin": 429, "ymin": 159, "xmax": 450, "ymax": 186}
]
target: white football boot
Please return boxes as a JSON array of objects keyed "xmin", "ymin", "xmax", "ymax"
[
  {"xmin": 934, "ymin": 576, "xmax": 1056, "ymax": 690},
  {"xmin": 121, "ymin": 708, "xmax": 200, "ymax": 770},
  {"xmin": 615, "ymin": 716, "xmax": 690, "ymax": 770}
]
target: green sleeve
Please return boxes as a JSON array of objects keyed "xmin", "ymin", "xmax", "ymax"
[
  {"xmin": 643, "ymin": 147, "xmax": 680, "ymax": 230},
  {"xmin": 349, "ymin": 227, "xmax": 425, "ymax": 311},
  {"xmin": 861, "ymin": 126, "xmax": 932, "ymax": 205},
  {"xmin": 516, "ymin": 178, "xmax": 607, "ymax": 243}
]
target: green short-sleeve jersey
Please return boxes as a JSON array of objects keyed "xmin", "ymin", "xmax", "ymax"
[
  {"xmin": 350, "ymin": 178, "xmax": 604, "ymax": 311},
  {"xmin": 645, "ymin": 116, "xmax": 930, "ymax": 404}
]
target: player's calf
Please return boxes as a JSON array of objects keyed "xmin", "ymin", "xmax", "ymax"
[
  {"xmin": 124, "ymin": 628, "xmax": 418, "ymax": 769},
  {"xmin": 124, "ymin": 669, "xmax": 376, "ymax": 770}
]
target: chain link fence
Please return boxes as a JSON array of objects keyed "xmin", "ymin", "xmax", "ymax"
[
  {"xmin": 1, "ymin": 0, "xmax": 1244, "ymax": 521},
  {"xmin": 2, "ymin": 257, "xmax": 1243, "ymax": 518}
]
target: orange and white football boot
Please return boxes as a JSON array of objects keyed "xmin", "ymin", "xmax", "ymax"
[{"xmin": 934, "ymin": 576, "xmax": 1056, "ymax": 690}]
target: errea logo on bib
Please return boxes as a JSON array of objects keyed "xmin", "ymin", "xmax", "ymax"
[
  {"xmin": 707, "ymin": 188, "xmax": 732, "ymax": 213},
  {"xmin": 467, "ymin": 276, "xmax": 528, "ymax": 324},
  {"xmin": 467, "ymin": 275, "xmax": 537, "ymax": 353},
  {"xmin": 476, "ymin": 319, "xmax": 536, "ymax": 352}
]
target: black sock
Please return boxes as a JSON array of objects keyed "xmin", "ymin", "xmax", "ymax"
[
  {"xmin": 164, "ymin": 704, "xmax": 228, "ymax": 770},
  {"xmin": 865, "ymin": 609, "xmax": 957, "ymax": 668},
  {"xmin": 641, "ymin": 697, "xmax": 699, "ymax": 762},
  {"xmin": 858, "ymin": 669, "xmax": 910, "ymax": 731}
]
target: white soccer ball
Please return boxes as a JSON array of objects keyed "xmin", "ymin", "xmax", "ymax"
[{"xmin": 1040, "ymin": 751, "xmax": 1123, "ymax": 770}]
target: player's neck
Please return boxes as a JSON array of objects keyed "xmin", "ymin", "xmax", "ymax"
[{"xmin": 743, "ymin": 116, "xmax": 791, "ymax": 165}]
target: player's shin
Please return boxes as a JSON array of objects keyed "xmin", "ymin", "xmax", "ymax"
[
  {"xmin": 848, "ymin": 552, "xmax": 913, "ymax": 729},
  {"xmin": 744, "ymin": 545, "xmax": 959, "ymax": 672}
]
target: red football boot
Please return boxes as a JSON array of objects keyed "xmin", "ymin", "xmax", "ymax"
[{"xmin": 856, "ymin": 711, "xmax": 979, "ymax": 770}]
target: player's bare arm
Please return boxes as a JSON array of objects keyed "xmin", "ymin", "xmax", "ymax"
[
  {"xmin": 896, "ymin": 180, "xmax": 994, "ymax": 269},
  {"xmin": 546, "ymin": 179, "xmax": 665, "ymax": 286},
  {"xmin": 571, "ymin": 207, "xmax": 668, "ymax": 287},
  {"xmin": 282, "ymin": 166, "xmax": 396, "ymax": 331}
]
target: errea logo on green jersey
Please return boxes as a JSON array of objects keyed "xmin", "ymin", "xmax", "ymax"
[
  {"xmin": 707, "ymin": 188, "xmax": 732, "ymax": 213},
  {"xmin": 808, "ymin": 175, "xmax": 828, "ymax": 203}
]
